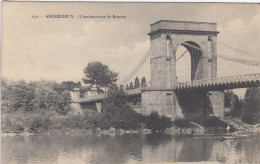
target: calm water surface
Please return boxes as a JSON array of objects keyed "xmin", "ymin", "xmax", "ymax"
[{"xmin": 2, "ymin": 133, "xmax": 260, "ymax": 164}]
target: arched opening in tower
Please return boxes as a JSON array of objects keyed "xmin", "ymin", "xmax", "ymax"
[
  {"xmin": 176, "ymin": 41, "xmax": 203, "ymax": 82},
  {"xmin": 176, "ymin": 45, "xmax": 191, "ymax": 83}
]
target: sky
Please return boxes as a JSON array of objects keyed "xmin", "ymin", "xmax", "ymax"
[{"xmin": 2, "ymin": 2, "xmax": 260, "ymax": 92}]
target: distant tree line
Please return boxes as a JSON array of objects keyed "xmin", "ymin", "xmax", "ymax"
[
  {"xmin": 224, "ymin": 88, "xmax": 260, "ymax": 125},
  {"xmin": 1, "ymin": 79, "xmax": 76, "ymax": 115},
  {"xmin": 224, "ymin": 90, "xmax": 243, "ymax": 117},
  {"xmin": 125, "ymin": 76, "xmax": 147, "ymax": 90}
]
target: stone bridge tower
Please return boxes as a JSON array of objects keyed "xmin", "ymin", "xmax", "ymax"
[{"xmin": 142, "ymin": 20, "xmax": 224, "ymax": 120}]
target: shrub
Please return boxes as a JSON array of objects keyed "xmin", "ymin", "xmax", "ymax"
[
  {"xmin": 82, "ymin": 111, "xmax": 99, "ymax": 130},
  {"xmin": 173, "ymin": 118, "xmax": 193, "ymax": 128},
  {"xmin": 193, "ymin": 116, "xmax": 236, "ymax": 132},
  {"xmin": 114, "ymin": 109, "xmax": 143, "ymax": 130},
  {"xmin": 145, "ymin": 112, "xmax": 160, "ymax": 133},
  {"xmin": 98, "ymin": 107, "xmax": 143, "ymax": 130},
  {"xmin": 98, "ymin": 85, "xmax": 144, "ymax": 130},
  {"xmin": 255, "ymin": 113, "xmax": 260, "ymax": 124},
  {"xmin": 145, "ymin": 112, "xmax": 172, "ymax": 133},
  {"xmin": 243, "ymin": 87, "xmax": 260, "ymax": 114},
  {"xmin": 159, "ymin": 115, "xmax": 173, "ymax": 130},
  {"xmin": 202, "ymin": 116, "xmax": 227, "ymax": 128},
  {"xmin": 63, "ymin": 115, "xmax": 84, "ymax": 129},
  {"xmin": 1, "ymin": 79, "xmax": 72, "ymax": 114},
  {"xmin": 97, "ymin": 115, "xmax": 111, "ymax": 130},
  {"xmin": 1, "ymin": 113, "xmax": 27, "ymax": 132},
  {"xmin": 29, "ymin": 115, "xmax": 51, "ymax": 132},
  {"xmin": 241, "ymin": 113, "xmax": 256, "ymax": 125}
]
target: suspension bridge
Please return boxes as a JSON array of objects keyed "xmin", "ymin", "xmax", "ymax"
[{"xmin": 72, "ymin": 20, "xmax": 260, "ymax": 120}]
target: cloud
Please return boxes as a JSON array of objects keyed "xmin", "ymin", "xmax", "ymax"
[
  {"xmin": 218, "ymin": 12, "xmax": 260, "ymax": 61},
  {"xmin": 217, "ymin": 11, "xmax": 260, "ymax": 78},
  {"xmin": 2, "ymin": 3, "xmax": 260, "ymax": 85},
  {"xmin": 2, "ymin": 22, "xmax": 150, "ymax": 83},
  {"xmin": 81, "ymin": 21, "xmax": 145, "ymax": 49}
]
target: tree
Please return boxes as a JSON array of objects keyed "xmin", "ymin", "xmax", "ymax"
[
  {"xmin": 129, "ymin": 81, "xmax": 133, "ymax": 89},
  {"xmin": 145, "ymin": 112, "xmax": 172, "ymax": 133},
  {"xmin": 224, "ymin": 90, "xmax": 234, "ymax": 107},
  {"xmin": 241, "ymin": 87, "xmax": 260, "ymax": 124},
  {"xmin": 243, "ymin": 87, "xmax": 260, "ymax": 113},
  {"xmin": 134, "ymin": 77, "xmax": 140, "ymax": 88},
  {"xmin": 230, "ymin": 95, "xmax": 243, "ymax": 117},
  {"xmin": 98, "ymin": 85, "xmax": 142, "ymax": 130},
  {"xmin": 102, "ymin": 85, "xmax": 129, "ymax": 116},
  {"xmin": 8, "ymin": 80, "xmax": 35, "ymax": 111},
  {"xmin": 54, "ymin": 81, "xmax": 80, "ymax": 93},
  {"xmin": 30, "ymin": 80, "xmax": 72, "ymax": 115},
  {"xmin": 83, "ymin": 62, "xmax": 118, "ymax": 90},
  {"xmin": 1, "ymin": 78, "xmax": 11, "ymax": 111},
  {"xmin": 141, "ymin": 77, "xmax": 147, "ymax": 88},
  {"xmin": 224, "ymin": 90, "xmax": 242, "ymax": 117},
  {"xmin": 1, "ymin": 79, "xmax": 72, "ymax": 114},
  {"xmin": 125, "ymin": 84, "xmax": 129, "ymax": 90}
]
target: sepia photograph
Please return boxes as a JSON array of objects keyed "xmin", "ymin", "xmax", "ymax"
[{"xmin": 1, "ymin": 2, "xmax": 260, "ymax": 164}]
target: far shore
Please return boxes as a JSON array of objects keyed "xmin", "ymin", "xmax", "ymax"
[{"xmin": 2, "ymin": 123, "xmax": 260, "ymax": 137}]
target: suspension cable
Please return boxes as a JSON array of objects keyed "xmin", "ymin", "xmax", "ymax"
[
  {"xmin": 217, "ymin": 55, "xmax": 260, "ymax": 67},
  {"xmin": 183, "ymin": 42, "xmax": 260, "ymax": 67},
  {"xmin": 218, "ymin": 40, "xmax": 255, "ymax": 57},
  {"xmin": 120, "ymin": 47, "xmax": 152, "ymax": 84},
  {"xmin": 176, "ymin": 50, "xmax": 188, "ymax": 62}
]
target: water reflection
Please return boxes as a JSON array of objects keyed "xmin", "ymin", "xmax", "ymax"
[
  {"xmin": 2, "ymin": 133, "xmax": 260, "ymax": 164},
  {"xmin": 177, "ymin": 138, "xmax": 214, "ymax": 162}
]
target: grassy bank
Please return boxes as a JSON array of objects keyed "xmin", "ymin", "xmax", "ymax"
[
  {"xmin": 1, "ymin": 109, "xmax": 99, "ymax": 134},
  {"xmin": 2, "ymin": 109, "xmax": 240, "ymax": 136}
]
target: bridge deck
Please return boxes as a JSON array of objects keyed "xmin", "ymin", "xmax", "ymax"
[
  {"xmin": 175, "ymin": 73, "xmax": 260, "ymax": 90},
  {"xmin": 76, "ymin": 73, "xmax": 260, "ymax": 103}
]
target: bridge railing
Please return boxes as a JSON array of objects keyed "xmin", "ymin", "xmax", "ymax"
[{"xmin": 175, "ymin": 73, "xmax": 260, "ymax": 89}]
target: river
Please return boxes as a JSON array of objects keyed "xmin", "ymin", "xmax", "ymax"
[{"xmin": 2, "ymin": 133, "xmax": 260, "ymax": 164}]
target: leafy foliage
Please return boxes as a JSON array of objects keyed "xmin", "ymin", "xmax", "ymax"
[
  {"xmin": 145, "ymin": 112, "xmax": 172, "ymax": 133},
  {"xmin": 202, "ymin": 116, "xmax": 227, "ymax": 127},
  {"xmin": 241, "ymin": 113, "xmax": 257, "ymax": 125},
  {"xmin": 141, "ymin": 77, "xmax": 147, "ymax": 88},
  {"xmin": 224, "ymin": 90, "xmax": 233, "ymax": 107},
  {"xmin": 125, "ymin": 76, "xmax": 147, "ymax": 89},
  {"xmin": 125, "ymin": 84, "xmax": 129, "ymax": 90},
  {"xmin": 134, "ymin": 77, "xmax": 140, "ymax": 88},
  {"xmin": 238, "ymin": 87, "xmax": 260, "ymax": 125},
  {"xmin": 29, "ymin": 115, "xmax": 51, "ymax": 132},
  {"xmin": 243, "ymin": 87, "xmax": 260, "ymax": 113},
  {"xmin": 83, "ymin": 62, "xmax": 118, "ymax": 88},
  {"xmin": 1, "ymin": 79, "xmax": 72, "ymax": 115},
  {"xmin": 224, "ymin": 90, "xmax": 243, "ymax": 117},
  {"xmin": 129, "ymin": 81, "xmax": 133, "ymax": 89},
  {"xmin": 173, "ymin": 118, "xmax": 193, "ymax": 128},
  {"xmin": 98, "ymin": 85, "xmax": 143, "ymax": 130},
  {"xmin": 54, "ymin": 81, "xmax": 80, "ymax": 93}
]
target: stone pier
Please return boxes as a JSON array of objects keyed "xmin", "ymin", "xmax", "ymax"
[{"xmin": 141, "ymin": 20, "xmax": 224, "ymax": 120}]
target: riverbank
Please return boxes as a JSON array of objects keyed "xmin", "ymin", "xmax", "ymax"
[
  {"xmin": 3, "ymin": 109, "xmax": 260, "ymax": 137},
  {"xmin": 1, "ymin": 120, "xmax": 201, "ymax": 136},
  {"xmin": 3, "ymin": 122, "xmax": 260, "ymax": 137},
  {"xmin": 223, "ymin": 117, "xmax": 260, "ymax": 132},
  {"xmin": 1, "ymin": 128, "xmax": 149, "ymax": 137}
]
